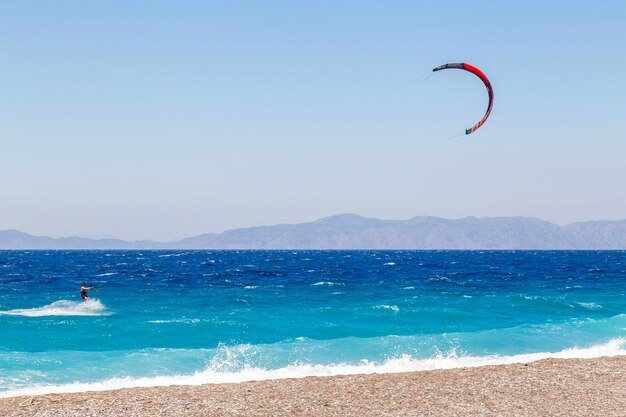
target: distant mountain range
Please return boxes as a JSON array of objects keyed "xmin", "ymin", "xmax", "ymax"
[{"xmin": 2, "ymin": 214, "xmax": 626, "ymax": 249}]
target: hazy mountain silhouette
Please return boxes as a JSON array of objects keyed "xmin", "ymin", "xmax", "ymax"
[{"xmin": 2, "ymin": 214, "xmax": 626, "ymax": 249}]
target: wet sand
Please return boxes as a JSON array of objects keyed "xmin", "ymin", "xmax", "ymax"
[{"xmin": 1, "ymin": 356, "xmax": 625, "ymax": 416}]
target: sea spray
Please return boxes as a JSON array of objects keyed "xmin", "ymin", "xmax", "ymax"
[
  {"xmin": 1, "ymin": 338, "xmax": 624, "ymax": 398},
  {"xmin": 0, "ymin": 299, "xmax": 110, "ymax": 317}
]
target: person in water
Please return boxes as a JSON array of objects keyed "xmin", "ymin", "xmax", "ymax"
[{"xmin": 80, "ymin": 282, "xmax": 93, "ymax": 300}]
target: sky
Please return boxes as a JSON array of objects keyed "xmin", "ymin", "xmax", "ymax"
[{"xmin": 1, "ymin": 1, "xmax": 625, "ymax": 241}]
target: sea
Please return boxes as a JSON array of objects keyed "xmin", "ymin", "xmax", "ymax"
[{"xmin": 1, "ymin": 250, "xmax": 625, "ymax": 397}]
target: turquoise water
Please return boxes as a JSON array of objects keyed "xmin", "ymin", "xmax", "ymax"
[{"xmin": 1, "ymin": 250, "xmax": 625, "ymax": 396}]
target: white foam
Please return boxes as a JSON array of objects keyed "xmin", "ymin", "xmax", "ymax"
[
  {"xmin": 2, "ymin": 338, "xmax": 625, "ymax": 398},
  {"xmin": 374, "ymin": 305, "xmax": 400, "ymax": 312},
  {"xmin": 148, "ymin": 319, "xmax": 201, "ymax": 325},
  {"xmin": 577, "ymin": 302, "xmax": 602, "ymax": 310},
  {"xmin": 0, "ymin": 338, "xmax": 626, "ymax": 398},
  {"xmin": 96, "ymin": 272, "xmax": 118, "ymax": 277},
  {"xmin": 0, "ymin": 300, "xmax": 110, "ymax": 317}
]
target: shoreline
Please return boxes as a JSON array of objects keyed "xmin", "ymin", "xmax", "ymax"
[
  {"xmin": 2, "ymin": 336, "xmax": 625, "ymax": 399},
  {"xmin": 2, "ymin": 356, "xmax": 626, "ymax": 416}
]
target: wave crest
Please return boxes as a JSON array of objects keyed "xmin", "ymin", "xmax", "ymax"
[{"xmin": 2, "ymin": 338, "xmax": 624, "ymax": 398}]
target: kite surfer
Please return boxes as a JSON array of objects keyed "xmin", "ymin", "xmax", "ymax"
[{"xmin": 80, "ymin": 282, "xmax": 93, "ymax": 301}]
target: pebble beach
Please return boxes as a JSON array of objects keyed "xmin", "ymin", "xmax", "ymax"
[{"xmin": 2, "ymin": 356, "xmax": 625, "ymax": 417}]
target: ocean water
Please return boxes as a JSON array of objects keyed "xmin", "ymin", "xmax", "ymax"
[{"xmin": 1, "ymin": 250, "xmax": 625, "ymax": 397}]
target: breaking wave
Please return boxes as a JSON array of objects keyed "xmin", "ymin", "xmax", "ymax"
[{"xmin": 2, "ymin": 338, "xmax": 624, "ymax": 398}]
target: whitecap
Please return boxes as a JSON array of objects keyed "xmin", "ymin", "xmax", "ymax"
[
  {"xmin": 577, "ymin": 302, "xmax": 602, "ymax": 310},
  {"xmin": 374, "ymin": 305, "xmax": 399, "ymax": 312},
  {"xmin": 148, "ymin": 319, "xmax": 201, "ymax": 325}
]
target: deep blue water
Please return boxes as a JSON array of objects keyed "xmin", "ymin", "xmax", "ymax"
[{"xmin": 1, "ymin": 250, "xmax": 625, "ymax": 396}]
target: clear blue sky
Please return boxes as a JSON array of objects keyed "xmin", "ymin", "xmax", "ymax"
[{"xmin": 1, "ymin": 1, "xmax": 625, "ymax": 241}]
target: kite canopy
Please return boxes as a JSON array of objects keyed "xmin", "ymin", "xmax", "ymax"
[{"xmin": 433, "ymin": 63, "xmax": 493, "ymax": 135}]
